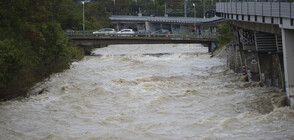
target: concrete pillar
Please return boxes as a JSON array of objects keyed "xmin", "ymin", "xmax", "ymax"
[
  {"xmin": 116, "ymin": 24, "xmax": 120, "ymax": 31},
  {"xmin": 145, "ymin": 21, "xmax": 150, "ymax": 32},
  {"xmin": 180, "ymin": 24, "xmax": 183, "ymax": 33},
  {"xmin": 208, "ymin": 42, "xmax": 212, "ymax": 53},
  {"xmin": 238, "ymin": 45, "xmax": 246, "ymax": 67},
  {"xmin": 282, "ymin": 29, "xmax": 294, "ymax": 109},
  {"xmin": 258, "ymin": 53, "xmax": 280, "ymax": 86},
  {"xmin": 272, "ymin": 54, "xmax": 285, "ymax": 89}
]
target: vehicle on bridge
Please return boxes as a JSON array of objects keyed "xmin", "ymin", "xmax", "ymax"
[
  {"xmin": 136, "ymin": 30, "xmax": 151, "ymax": 37},
  {"xmin": 93, "ymin": 28, "xmax": 116, "ymax": 36},
  {"xmin": 64, "ymin": 29, "xmax": 74, "ymax": 36},
  {"xmin": 151, "ymin": 29, "xmax": 171, "ymax": 37},
  {"xmin": 152, "ymin": 29, "xmax": 170, "ymax": 34},
  {"xmin": 117, "ymin": 29, "xmax": 135, "ymax": 36}
]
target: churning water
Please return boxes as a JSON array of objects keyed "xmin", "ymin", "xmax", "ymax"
[{"xmin": 0, "ymin": 44, "xmax": 293, "ymax": 140}]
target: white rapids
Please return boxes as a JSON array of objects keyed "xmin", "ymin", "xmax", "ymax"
[{"xmin": 0, "ymin": 44, "xmax": 294, "ymax": 140}]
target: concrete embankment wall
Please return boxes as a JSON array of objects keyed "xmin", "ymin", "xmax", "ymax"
[
  {"xmin": 216, "ymin": 43, "xmax": 285, "ymax": 89},
  {"xmin": 213, "ymin": 21, "xmax": 294, "ymax": 110}
]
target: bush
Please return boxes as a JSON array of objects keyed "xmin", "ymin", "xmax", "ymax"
[
  {"xmin": 0, "ymin": 0, "xmax": 117, "ymax": 100},
  {"xmin": 0, "ymin": 40, "xmax": 22, "ymax": 88},
  {"xmin": 217, "ymin": 20, "xmax": 233, "ymax": 47}
]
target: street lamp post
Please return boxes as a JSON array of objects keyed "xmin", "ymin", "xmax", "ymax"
[
  {"xmin": 192, "ymin": 3, "xmax": 196, "ymax": 36},
  {"xmin": 164, "ymin": 2, "xmax": 167, "ymax": 17},
  {"xmin": 135, "ymin": 0, "xmax": 138, "ymax": 14},
  {"xmin": 82, "ymin": 1, "xmax": 85, "ymax": 34},
  {"xmin": 113, "ymin": 0, "xmax": 116, "ymax": 14},
  {"xmin": 203, "ymin": 0, "xmax": 206, "ymax": 18},
  {"xmin": 193, "ymin": 3, "xmax": 196, "ymax": 18}
]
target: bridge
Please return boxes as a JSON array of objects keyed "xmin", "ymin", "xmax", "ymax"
[
  {"xmin": 70, "ymin": 33, "xmax": 217, "ymax": 52},
  {"xmin": 70, "ymin": 15, "xmax": 222, "ymax": 51},
  {"xmin": 71, "ymin": 35, "xmax": 216, "ymax": 45},
  {"xmin": 216, "ymin": 1, "xmax": 294, "ymax": 109},
  {"xmin": 109, "ymin": 15, "xmax": 224, "ymax": 36}
]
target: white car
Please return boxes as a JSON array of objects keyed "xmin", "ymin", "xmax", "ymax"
[
  {"xmin": 117, "ymin": 29, "xmax": 135, "ymax": 36},
  {"xmin": 93, "ymin": 28, "xmax": 116, "ymax": 36}
]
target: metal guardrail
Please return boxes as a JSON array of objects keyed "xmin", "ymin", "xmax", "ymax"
[
  {"xmin": 110, "ymin": 15, "xmax": 224, "ymax": 24},
  {"xmin": 66, "ymin": 31, "xmax": 217, "ymax": 39}
]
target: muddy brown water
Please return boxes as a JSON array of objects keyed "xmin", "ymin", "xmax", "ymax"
[{"xmin": 0, "ymin": 44, "xmax": 293, "ymax": 140}]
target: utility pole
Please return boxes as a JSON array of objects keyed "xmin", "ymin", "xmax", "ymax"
[
  {"xmin": 184, "ymin": 0, "xmax": 188, "ymax": 17},
  {"xmin": 164, "ymin": 2, "xmax": 166, "ymax": 16},
  {"xmin": 145, "ymin": 0, "xmax": 147, "ymax": 15},
  {"xmin": 113, "ymin": 0, "xmax": 116, "ymax": 14},
  {"xmin": 82, "ymin": 1, "xmax": 85, "ymax": 34}
]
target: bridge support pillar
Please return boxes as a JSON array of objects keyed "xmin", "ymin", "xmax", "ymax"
[
  {"xmin": 116, "ymin": 24, "xmax": 120, "ymax": 32},
  {"xmin": 145, "ymin": 21, "xmax": 150, "ymax": 32},
  {"xmin": 282, "ymin": 29, "xmax": 294, "ymax": 109}
]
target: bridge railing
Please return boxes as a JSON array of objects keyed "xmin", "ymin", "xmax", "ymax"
[
  {"xmin": 216, "ymin": 2, "xmax": 293, "ymax": 19},
  {"xmin": 66, "ymin": 30, "xmax": 217, "ymax": 39}
]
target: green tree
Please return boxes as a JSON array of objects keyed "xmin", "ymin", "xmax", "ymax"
[
  {"xmin": 52, "ymin": 0, "xmax": 83, "ymax": 30},
  {"xmin": 217, "ymin": 20, "xmax": 233, "ymax": 47},
  {"xmin": 85, "ymin": 1, "xmax": 110, "ymax": 30},
  {"xmin": 0, "ymin": 0, "xmax": 86, "ymax": 100}
]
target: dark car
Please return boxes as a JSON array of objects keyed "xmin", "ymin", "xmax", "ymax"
[
  {"xmin": 151, "ymin": 29, "xmax": 171, "ymax": 37},
  {"xmin": 136, "ymin": 30, "xmax": 151, "ymax": 37},
  {"xmin": 64, "ymin": 29, "xmax": 74, "ymax": 36},
  {"xmin": 137, "ymin": 30, "xmax": 150, "ymax": 34},
  {"xmin": 151, "ymin": 29, "xmax": 170, "ymax": 35}
]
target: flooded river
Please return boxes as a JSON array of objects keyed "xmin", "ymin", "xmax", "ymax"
[{"xmin": 0, "ymin": 44, "xmax": 294, "ymax": 139}]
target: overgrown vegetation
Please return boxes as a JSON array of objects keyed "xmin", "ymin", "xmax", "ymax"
[
  {"xmin": 217, "ymin": 20, "xmax": 234, "ymax": 47},
  {"xmin": 0, "ymin": 0, "xmax": 109, "ymax": 100}
]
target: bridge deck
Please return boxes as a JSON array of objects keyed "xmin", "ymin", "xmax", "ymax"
[
  {"xmin": 110, "ymin": 15, "xmax": 224, "ymax": 25},
  {"xmin": 71, "ymin": 35, "xmax": 217, "ymax": 45}
]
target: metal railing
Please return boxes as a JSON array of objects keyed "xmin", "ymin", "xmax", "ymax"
[
  {"xmin": 66, "ymin": 30, "xmax": 217, "ymax": 39},
  {"xmin": 216, "ymin": 2, "xmax": 293, "ymax": 19},
  {"xmin": 110, "ymin": 15, "xmax": 224, "ymax": 24}
]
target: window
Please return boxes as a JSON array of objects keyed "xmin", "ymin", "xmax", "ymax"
[
  {"xmin": 255, "ymin": 16, "xmax": 257, "ymax": 21},
  {"xmin": 271, "ymin": 17, "xmax": 274, "ymax": 24},
  {"xmin": 280, "ymin": 18, "xmax": 283, "ymax": 25}
]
